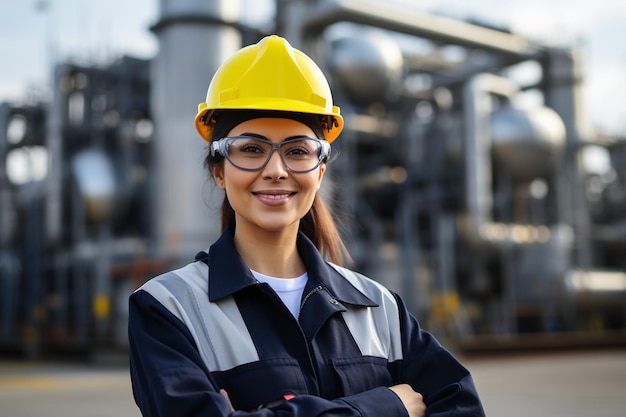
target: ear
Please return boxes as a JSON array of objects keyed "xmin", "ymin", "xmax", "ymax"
[
  {"xmin": 212, "ymin": 165, "xmax": 225, "ymax": 189},
  {"xmin": 316, "ymin": 163, "xmax": 326, "ymax": 190}
]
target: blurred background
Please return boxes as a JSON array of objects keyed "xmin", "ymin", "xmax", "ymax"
[{"xmin": 1, "ymin": 1, "xmax": 625, "ymax": 416}]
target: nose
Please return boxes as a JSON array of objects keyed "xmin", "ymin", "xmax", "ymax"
[{"xmin": 262, "ymin": 148, "xmax": 289, "ymax": 179}]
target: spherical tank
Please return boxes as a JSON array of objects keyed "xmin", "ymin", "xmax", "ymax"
[
  {"xmin": 490, "ymin": 105, "xmax": 566, "ymax": 182},
  {"xmin": 329, "ymin": 30, "xmax": 404, "ymax": 105}
]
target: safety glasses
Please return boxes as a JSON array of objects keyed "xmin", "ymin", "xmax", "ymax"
[{"xmin": 210, "ymin": 136, "xmax": 331, "ymax": 173}]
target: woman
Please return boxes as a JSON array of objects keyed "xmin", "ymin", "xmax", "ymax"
[{"xmin": 128, "ymin": 35, "xmax": 485, "ymax": 417}]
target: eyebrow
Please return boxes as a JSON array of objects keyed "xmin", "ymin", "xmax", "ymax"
[{"xmin": 238, "ymin": 133, "xmax": 315, "ymax": 142}]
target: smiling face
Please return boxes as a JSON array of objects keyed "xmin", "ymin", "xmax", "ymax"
[{"xmin": 211, "ymin": 117, "xmax": 327, "ymax": 238}]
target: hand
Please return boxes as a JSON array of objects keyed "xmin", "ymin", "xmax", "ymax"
[
  {"xmin": 389, "ymin": 384, "xmax": 426, "ymax": 417},
  {"xmin": 221, "ymin": 389, "xmax": 265, "ymax": 412},
  {"xmin": 220, "ymin": 389, "xmax": 234, "ymax": 411}
]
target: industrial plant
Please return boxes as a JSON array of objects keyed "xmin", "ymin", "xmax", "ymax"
[{"xmin": 2, "ymin": 0, "xmax": 625, "ymax": 357}]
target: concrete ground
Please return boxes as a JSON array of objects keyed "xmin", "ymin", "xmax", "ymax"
[
  {"xmin": 1, "ymin": 349, "xmax": 625, "ymax": 417},
  {"xmin": 469, "ymin": 350, "xmax": 626, "ymax": 417}
]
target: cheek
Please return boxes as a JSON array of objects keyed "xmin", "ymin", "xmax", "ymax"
[
  {"xmin": 313, "ymin": 171, "xmax": 325, "ymax": 192},
  {"xmin": 221, "ymin": 166, "xmax": 253, "ymax": 194},
  {"xmin": 301, "ymin": 174, "xmax": 323, "ymax": 198}
]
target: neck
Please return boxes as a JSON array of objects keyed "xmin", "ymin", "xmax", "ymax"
[{"xmin": 233, "ymin": 223, "xmax": 305, "ymax": 278}]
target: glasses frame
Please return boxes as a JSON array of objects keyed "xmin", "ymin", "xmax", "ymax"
[{"xmin": 210, "ymin": 135, "xmax": 331, "ymax": 173}]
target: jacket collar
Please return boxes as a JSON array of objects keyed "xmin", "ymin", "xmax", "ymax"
[{"xmin": 206, "ymin": 227, "xmax": 377, "ymax": 307}]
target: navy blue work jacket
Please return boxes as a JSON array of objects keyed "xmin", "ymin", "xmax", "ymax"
[{"xmin": 128, "ymin": 228, "xmax": 485, "ymax": 417}]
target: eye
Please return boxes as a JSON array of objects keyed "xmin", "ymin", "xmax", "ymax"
[
  {"xmin": 233, "ymin": 138, "xmax": 269, "ymax": 154},
  {"xmin": 240, "ymin": 144, "xmax": 265, "ymax": 153},
  {"xmin": 285, "ymin": 146, "xmax": 310, "ymax": 156},
  {"xmin": 283, "ymin": 140, "xmax": 316, "ymax": 157}
]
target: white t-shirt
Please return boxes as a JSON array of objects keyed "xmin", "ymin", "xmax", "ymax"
[{"xmin": 251, "ymin": 270, "xmax": 308, "ymax": 318}]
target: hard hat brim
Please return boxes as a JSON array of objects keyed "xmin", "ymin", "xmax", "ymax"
[{"xmin": 195, "ymin": 104, "xmax": 343, "ymax": 143}]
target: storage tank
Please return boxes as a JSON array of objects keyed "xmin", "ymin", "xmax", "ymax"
[
  {"xmin": 328, "ymin": 29, "xmax": 404, "ymax": 105},
  {"xmin": 151, "ymin": 0, "xmax": 242, "ymax": 263},
  {"xmin": 490, "ymin": 105, "xmax": 566, "ymax": 182}
]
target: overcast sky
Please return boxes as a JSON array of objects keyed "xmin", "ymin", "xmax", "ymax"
[{"xmin": 1, "ymin": 0, "xmax": 625, "ymax": 135}]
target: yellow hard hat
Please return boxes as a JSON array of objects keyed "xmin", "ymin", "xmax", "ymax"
[{"xmin": 195, "ymin": 35, "xmax": 343, "ymax": 143}]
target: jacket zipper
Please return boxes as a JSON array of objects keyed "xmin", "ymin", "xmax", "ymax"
[{"xmin": 298, "ymin": 285, "xmax": 323, "ymax": 321}]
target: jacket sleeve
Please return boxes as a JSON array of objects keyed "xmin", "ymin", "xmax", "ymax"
[
  {"xmin": 388, "ymin": 294, "xmax": 486, "ymax": 417},
  {"xmin": 128, "ymin": 289, "xmax": 407, "ymax": 417}
]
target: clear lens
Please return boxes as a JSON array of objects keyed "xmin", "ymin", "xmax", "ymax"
[{"xmin": 212, "ymin": 136, "xmax": 329, "ymax": 173}]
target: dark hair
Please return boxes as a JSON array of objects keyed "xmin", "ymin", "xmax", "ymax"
[
  {"xmin": 204, "ymin": 111, "xmax": 352, "ymax": 266},
  {"xmin": 209, "ymin": 110, "xmax": 326, "ymax": 142}
]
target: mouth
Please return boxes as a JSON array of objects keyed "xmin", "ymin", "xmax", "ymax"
[
  {"xmin": 253, "ymin": 191, "xmax": 295, "ymax": 199},
  {"xmin": 252, "ymin": 191, "xmax": 296, "ymax": 204}
]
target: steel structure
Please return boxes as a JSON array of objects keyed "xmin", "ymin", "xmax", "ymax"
[
  {"xmin": 285, "ymin": 0, "xmax": 626, "ymax": 347},
  {"xmin": 1, "ymin": 57, "xmax": 159, "ymax": 355}
]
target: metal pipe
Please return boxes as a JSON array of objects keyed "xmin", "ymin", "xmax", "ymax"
[
  {"xmin": 542, "ymin": 47, "xmax": 593, "ymax": 270},
  {"xmin": 45, "ymin": 64, "xmax": 65, "ymax": 245},
  {"xmin": 462, "ymin": 73, "xmax": 518, "ymax": 248},
  {"xmin": 0, "ymin": 103, "xmax": 13, "ymax": 247},
  {"xmin": 293, "ymin": 0, "xmax": 538, "ymax": 59}
]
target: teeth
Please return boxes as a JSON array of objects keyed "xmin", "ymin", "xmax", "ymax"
[{"xmin": 258, "ymin": 194, "xmax": 290, "ymax": 199}]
